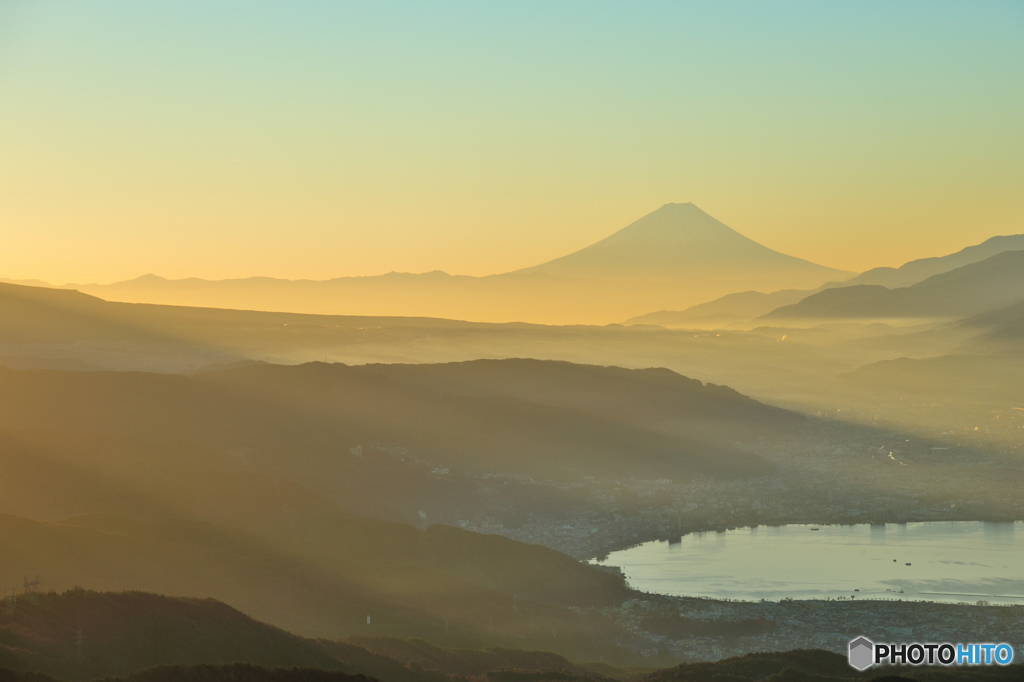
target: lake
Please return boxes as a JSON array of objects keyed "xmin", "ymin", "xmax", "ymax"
[{"xmin": 592, "ymin": 522, "xmax": 1024, "ymax": 604}]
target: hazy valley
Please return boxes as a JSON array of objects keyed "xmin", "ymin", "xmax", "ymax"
[{"xmin": 4, "ymin": 211, "xmax": 1024, "ymax": 679}]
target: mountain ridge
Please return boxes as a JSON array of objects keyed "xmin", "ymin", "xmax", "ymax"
[
  {"xmin": 840, "ymin": 233, "xmax": 1024, "ymax": 289},
  {"xmin": 762, "ymin": 249, "xmax": 1024, "ymax": 320},
  {"xmin": 625, "ymin": 234, "xmax": 1024, "ymax": 329},
  {"xmin": 10, "ymin": 205, "xmax": 851, "ymax": 325}
]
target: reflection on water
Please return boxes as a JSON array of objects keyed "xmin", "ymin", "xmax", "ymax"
[{"xmin": 592, "ymin": 522, "xmax": 1023, "ymax": 604}]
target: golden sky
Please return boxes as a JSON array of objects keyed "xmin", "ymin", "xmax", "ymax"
[{"xmin": 1, "ymin": 1, "xmax": 1022, "ymax": 284}]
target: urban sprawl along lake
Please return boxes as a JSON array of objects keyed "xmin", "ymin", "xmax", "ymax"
[{"xmin": 437, "ymin": 419, "xmax": 1024, "ymax": 663}]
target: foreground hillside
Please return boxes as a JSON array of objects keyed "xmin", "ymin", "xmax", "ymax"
[
  {"xmin": 0, "ymin": 591, "xmax": 620, "ymax": 682},
  {"xmin": 3, "ymin": 591, "xmax": 1019, "ymax": 682},
  {"xmin": 0, "ymin": 511, "xmax": 632, "ymax": 660},
  {"xmin": 0, "ymin": 357, "xmax": 787, "ymax": 656},
  {"xmin": 0, "ymin": 355, "xmax": 796, "ymax": 661},
  {"xmin": 648, "ymin": 649, "xmax": 1023, "ymax": 681},
  {"xmin": 0, "ymin": 668, "xmax": 374, "ymax": 682},
  {"xmin": 0, "ymin": 591, "xmax": 340, "ymax": 680}
]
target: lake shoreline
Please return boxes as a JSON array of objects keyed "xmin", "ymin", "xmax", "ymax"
[{"xmin": 591, "ymin": 521, "xmax": 1023, "ymax": 606}]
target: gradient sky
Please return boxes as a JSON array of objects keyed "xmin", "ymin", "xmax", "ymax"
[{"xmin": 1, "ymin": 1, "xmax": 1022, "ymax": 283}]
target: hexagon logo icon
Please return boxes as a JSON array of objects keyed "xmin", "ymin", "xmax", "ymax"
[{"xmin": 848, "ymin": 636, "xmax": 874, "ymax": 671}]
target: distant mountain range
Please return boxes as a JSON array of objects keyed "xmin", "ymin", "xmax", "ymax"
[
  {"xmin": 839, "ymin": 233, "xmax": 1024, "ymax": 289},
  {"xmin": 628, "ymin": 234, "xmax": 1024, "ymax": 328},
  {"xmin": 19, "ymin": 204, "xmax": 850, "ymax": 325},
  {"xmin": 763, "ymin": 249, "xmax": 1024, "ymax": 320},
  {"xmin": 9, "ymin": 207, "xmax": 1022, "ymax": 328}
]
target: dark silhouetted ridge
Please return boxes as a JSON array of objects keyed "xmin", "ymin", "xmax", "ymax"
[
  {"xmin": 844, "ymin": 234, "xmax": 1024, "ymax": 289},
  {"xmin": 764, "ymin": 250, "xmax": 1024, "ymax": 320}
]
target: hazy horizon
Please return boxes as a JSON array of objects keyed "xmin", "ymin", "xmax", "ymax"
[
  {"xmin": 6, "ymin": 202, "xmax": 862, "ymax": 287},
  {"xmin": 5, "ymin": 218, "xmax": 1017, "ymax": 291},
  {"xmin": 4, "ymin": 201, "xmax": 1022, "ymax": 325}
]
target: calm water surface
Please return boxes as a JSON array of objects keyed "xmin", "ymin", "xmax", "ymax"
[{"xmin": 593, "ymin": 522, "xmax": 1024, "ymax": 603}]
